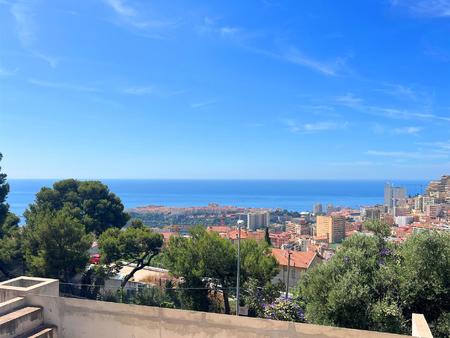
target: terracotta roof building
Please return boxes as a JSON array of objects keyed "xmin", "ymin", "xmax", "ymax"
[{"xmin": 271, "ymin": 248, "xmax": 323, "ymax": 290}]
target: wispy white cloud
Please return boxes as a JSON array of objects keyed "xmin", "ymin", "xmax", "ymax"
[
  {"xmin": 297, "ymin": 104, "xmax": 341, "ymax": 118},
  {"xmin": 123, "ymin": 85, "xmax": 188, "ymax": 97},
  {"xmin": 392, "ymin": 126, "xmax": 422, "ymax": 135},
  {"xmin": 366, "ymin": 150, "xmax": 448, "ymax": 159},
  {"xmin": 417, "ymin": 140, "xmax": 450, "ymax": 151},
  {"xmin": 335, "ymin": 93, "xmax": 450, "ymax": 122},
  {"xmin": 102, "ymin": 0, "xmax": 177, "ymax": 38},
  {"xmin": 335, "ymin": 93, "xmax": 363, "ymax": 107},
  {"xmin": 299, "ymin": 104, "xmax": 336, "ymax": 112},
  {"xmin": 375, "ymin": 83, "xmax": 417, "ymax": 100},
  {"xmin": 284, "ymin": 119, "xmax": 349, "ymax": 134},
  {"xmin": 123, "ymin": 86, "xmax": 156, "ymax": 95},
  {"xmin": 281, "ymin": 47, "xmax": 349, "ymax": 77},
  {"xmin": 197, "ymin": 17, "xmax": 242, "ymax": 39},
  {"xmin": 247, "ymin": 45, "xmax": 350, "ymax": 77},
  {"xmin": 10, "ymin": 1, "xmax": 35, "ymax": 46},
  {"xmin": 32, "ymin": 51, "xmax": 59, "ymax": 68},
  {"xmin": 28, "ymin": 78, "xmax": 98, "ymax": 92},
  {"xmin": 198, "ymin": 16, "xmax": 349, "ymax": 77},
  {"xmin": 391, "ymin": 0, "xmax": 450, "ymax": 17},
  {"xmin": 219, "ymin": 26, "xmax": 240, "ymax": 36},
  {"xmin": 8, "ymin": 1, "xmax": 59, "ymax": 67},
  {"xmin": 191, "ymin": 99, "xmax": 219, "ymax": 109},
  {"xmin": 103, "ymin": 0, "xmax": 136, "ymax": 17},
  {"xmin": 330, "ymin": 161, "xmax": 384, "ymax": 167},
  {"xmin": 370, "ymin": 106, "xmax": 450, "ymax": 122},
  {"xmin": 371, "ymin": 123, "xmax": 423, "ymax": 135}
]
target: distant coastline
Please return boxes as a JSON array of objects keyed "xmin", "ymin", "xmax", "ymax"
[{"xmin": 7, "ymin": 179, "xmax": 427, "ymax": 218}]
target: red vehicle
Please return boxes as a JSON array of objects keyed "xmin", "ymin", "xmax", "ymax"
[{"xmin": 89, "ymin": 254, "xmax": 100, "ymax": 265}]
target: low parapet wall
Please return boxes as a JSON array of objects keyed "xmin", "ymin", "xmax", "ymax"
[
  {"xmin": 411, "ymin": 314, "xmax": 433, "ymax": 338},
  {"xmin": 0, "ymin": 277, "xmax": 429, "ymax": 338},
  {"xmin": 33, "ymin": 296, "xmax": 410, "ymax": 338}
]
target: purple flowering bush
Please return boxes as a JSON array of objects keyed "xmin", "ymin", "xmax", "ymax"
[{"xmin": 263, "ymin": 297, "xmax": 306, "ymax": 322}]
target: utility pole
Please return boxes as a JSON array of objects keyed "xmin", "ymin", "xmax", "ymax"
[
  {"xmin": 236, "ymin": 219, "xmax": 244, "ymax": 315},
  {"xmin": 285, "ymin": 250, "xmax": 292, "ymax": 298}
]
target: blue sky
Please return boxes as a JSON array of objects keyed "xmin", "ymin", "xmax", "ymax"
[{"xmin": 0, "ymin": 0, "xmax": 449, "ymax": 179}]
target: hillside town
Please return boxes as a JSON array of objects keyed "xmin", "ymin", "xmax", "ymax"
[
  {"xmin": 101, "ymin": 175, "xmax": 450, "ymax": 302},
  {"xmin": 0, "ymin": 149, "xmax": 448, "ymax": 337}
]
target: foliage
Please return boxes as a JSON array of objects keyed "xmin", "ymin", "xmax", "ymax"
[
  {"xmin": 365, "ymin": 219, "xmax": 392, "ymax": 240},
  {"xmin": 240, "ymin": 239, "xmax": 278, "ymax": 283},
  {"xmin": 431, "ymin": 312, "xmax": 450, "ymax": 338},
  {"xmin": 299, "ymin": 233, "xmax": 392, "ymax": 329},
  {"xmin": 369, "ymin": 297, "xmax": 407, "ymax": 334},
  {"xmin": 263, "ymin": 296, "xmax": 306, "ymax": 322},
  {"xmin": 130, "ymin": 208, "xmax": 302, "ymax": 228},
  {"xmin": 271, "ymin": 209, "xmax": 302, "ymax": 218},
  {"xmin": 163, "ymin": 227, "xmax": 278, "ymax": 314},
  {"xmin": 129, "ymin": 211, "xmax": 241, "ymax": 228},
  {"xmin": 98, "ymin": 221, "xmax": 163, "ymax": 288},
  {"xmin": 0, "ymin": 153, "xmax": 9, "ymax": 226},
  {"xmin": 239, "ymin": 239, "xmax": 279, "ymax": 316},
  {"xmin": 77, "ymin": 265, "xmax": 112, "ymax": 300},
  {"xmin": 264, "ymin": 226, "xmax": 272, "ymax": 246},
  {"xmin": 299, "ymin": 227, "xmax": 450, "ymax": 337},
  {"xmin": 133, "ymin": 287, "xmax": 175, "ymax": 308},
  {"xmin": 22, "ymin": 208, "xmax": 93, "ymax": 281},
  {"xmin": 395, "ymin": 231, "xmax": 450, "ymax": 336},
  {"xmin": 0, "ymin": 153, "xmax": 23, "ymax": 279},
  {"xmin": 242, "ymin": 278, "xmax": 282, "ymax": 317},
  {"xmin": 0, "ymin": 213, "xmax": 22, "ymax": 279},
  {"xmin": 163, "ymin": 226, "xmax": 236, "ymax": 313},
  {"xmin": 176, "ymin": 278, "xmax": 211, "ymax": 312},
  {"xmin": 25, "ymin": 179, "xmax": 129, "ymax": 235},
  {"xmin": 99, "ymin": 289, "xmax": 120, "ymax": 303}
]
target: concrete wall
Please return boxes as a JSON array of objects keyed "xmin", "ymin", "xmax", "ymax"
[
  {"xmin": 0, "ymin": 277, "xmax": 422, "ymax": 338},
  {"xmin": 411, "ymin": 314, "xmax": 433, "ymax": 338},
  {"xmin": 272, "ymin": 266, "xmax": 303, "ymax": 289},
  {"xmin": 36, "ymin": 296, "xmax": 409, "ymax": 338},
  {"xmin": 0, "ymin": 277, "xmax": 58, "ymax": 303}
]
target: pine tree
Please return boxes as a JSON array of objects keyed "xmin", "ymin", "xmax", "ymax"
[
  {"xmin": 0, "ymin": 153, "xmax": 10, "ymax": 226},
  {"xmin": 0, "ymin": 152, "xmax": 21, "ymax": 278}
]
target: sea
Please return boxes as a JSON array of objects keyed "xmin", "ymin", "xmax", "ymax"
[{"xmin": 6, "ymin": 179, "xmax": 427, "ymax": 219}]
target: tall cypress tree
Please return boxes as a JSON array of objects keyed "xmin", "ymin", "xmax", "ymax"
[{"xmin": 264, "ymin": 226, "xmax": 272, "ymax": 246}]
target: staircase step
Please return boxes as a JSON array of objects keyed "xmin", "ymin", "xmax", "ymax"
[
  {"xmin": 18, "ymin": 325, "xmax": 57, "ymax": 338},
  {"xmin": 0, "ymin": 298, "xmax": 25, "ymax": 316},
  {"xmin": 0, "ymin": 307, "xmax": 43, "ymax": 338}
]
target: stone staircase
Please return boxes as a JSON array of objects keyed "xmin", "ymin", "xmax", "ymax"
[{"xmin": 0, "ymin": 297, "xmax": 56, "ymax": 338}]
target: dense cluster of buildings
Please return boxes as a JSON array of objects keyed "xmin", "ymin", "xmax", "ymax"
[
  {"xmin": 100, "ymin": 175, "xmax": 450, "ymax": 303},
  {"xmin": 204, "ymin": 175, "xmax": 450, "ymax": 287},
  {"xmin": 362, "ymin": 175, "xmax": 450, "ymax": 238}
]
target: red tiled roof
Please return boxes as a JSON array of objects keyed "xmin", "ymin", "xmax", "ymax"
[
  {"xmin": 247, "ymin": 231, "xmax": 265, "ymax": 241},
  {"xmin": 207, "ymin": 226, "xmax": 231, "ymax": 233},
  {"xmin": 271, "ymin": 248, "xmax": 318, "ymax": 269},
  {"xmin": 227, "ymin": 230, "xmax": 248, "ymax": 240},
  {"xmin": 269, "ymin": 232, "xmax": 291, "ymax": 239}
]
